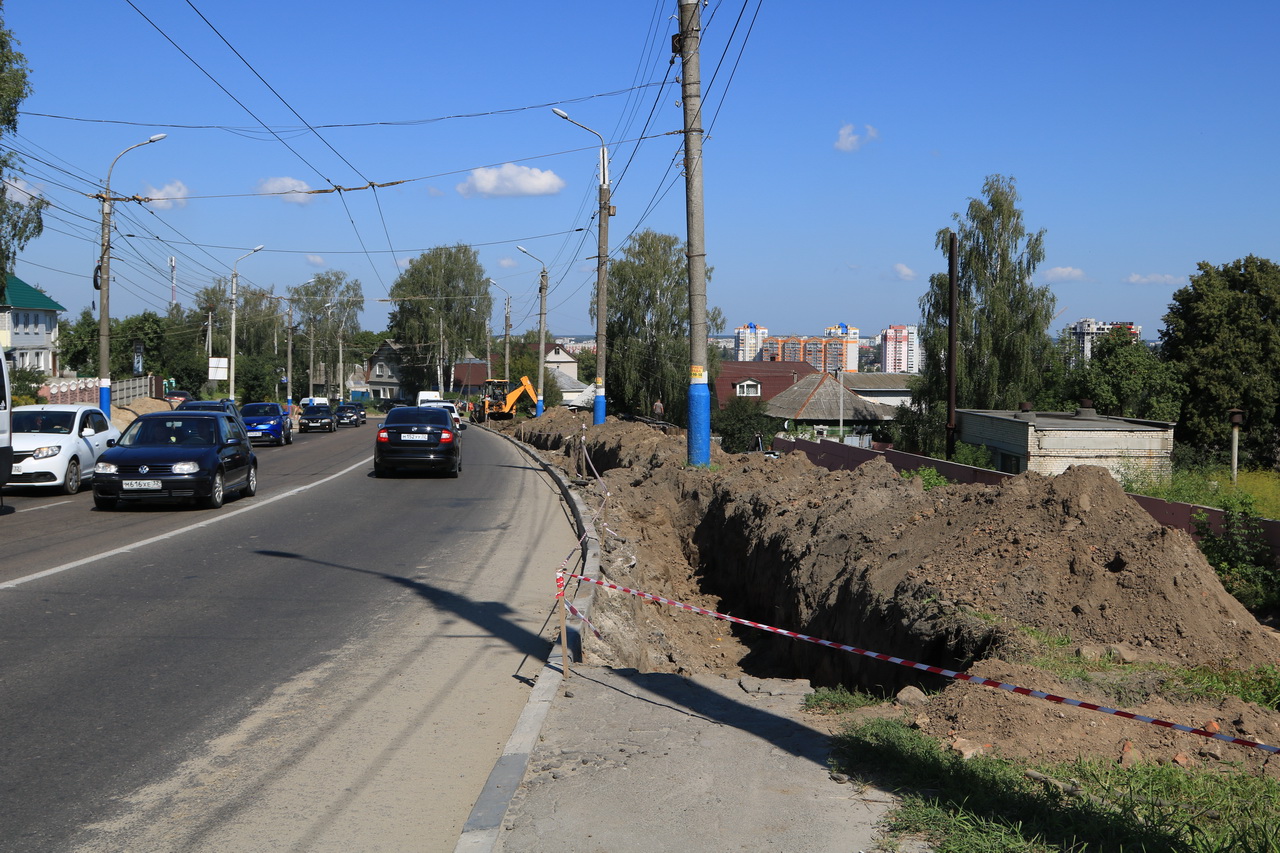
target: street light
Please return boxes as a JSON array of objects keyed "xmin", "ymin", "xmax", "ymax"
[
  {"xmin": 486, "ymin": 278, "xmax": 512, "ymax": 385},
  {"xmin": 228, "ymin": 244, "xmax": 264, "ymax": 403},
  {"xmin": 553, "ymin": 107, "xmax": 611, "ymax": 426},
  {"xmin": 516, "ymin": 246, "xmax": 547, "ymax": 417},
  {"xmin": 98, "ymin": 133, "xmax": 165, "ymax": 416}
]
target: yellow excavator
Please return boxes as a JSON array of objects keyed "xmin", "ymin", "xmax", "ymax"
[{"xmin": 480, "ymin": 376, "xmax": 537, "ymax": 421}]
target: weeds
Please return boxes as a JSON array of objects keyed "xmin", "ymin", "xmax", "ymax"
[
  {"xmin": 901, "ymin": 466, "xmax": 951, "ymax": 491},
  {"xmin": 803, "ymin": 684, "xmax": 883, "ymax": 714},
  {"xmin": 833, "ymin": 718, "xmax": 1280, "ymax": 852}
]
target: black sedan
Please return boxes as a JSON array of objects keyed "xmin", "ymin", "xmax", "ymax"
[
  {"xmin": 374, "ymin": 406, "xmax": 463, "ymax": 478},
  {"xmin": 298, "ymin": 404, "xmax": 336, "ymax": 433},
  {"xmin": 335, "ymin": 404, "xmax": 361, "ymax": 427},
  {"xmin": 92, "ymin": 411, "xmax": 257, "ymax": 510}
]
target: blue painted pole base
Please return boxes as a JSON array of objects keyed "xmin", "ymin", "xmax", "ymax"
[
  {"xmin": 593, "ymin": 391, "xmax": 606, "ymax": 425},
  {"xmin": 687, "ymin": 382, "xmax": 710, "ymax": 466}
]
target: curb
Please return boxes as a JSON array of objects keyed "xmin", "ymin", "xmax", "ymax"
[{"xmin": 453, "ymin": 425, "xmax": 601, "ymax": 853}]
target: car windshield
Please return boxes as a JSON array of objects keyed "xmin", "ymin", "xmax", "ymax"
[
  {"xmin": 240, "ymin": 404, "xmax": 277, "ymax": 416},
  {"xmin": 121, "ymin": 417, "xmax": 218, "ymax": 446},
  {"xmin": 13, "ymin": 411, "xmax": 76, "ymax": 434},
  {"xmin": 386, "ymin": 408, "xmax": 451, "ymax": 426},
  {"xmin": 303, "ymin": 406, "xmax": 330, "ymax": 415},
  {"xmin": 179, "ymin": 401, "xmax": 222, "ymax": 411}
]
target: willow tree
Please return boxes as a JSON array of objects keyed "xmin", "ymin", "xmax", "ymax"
[
  {"xmin": 901, "ymin": 175, "xmax": 1056, "ymax": 455},
  {"xmin": 387, "ymin": 244, "xmax": 489, "ymax": 396},
  {"xmin": 599, "ymin": 229, "xmax": 723, "ymax": 424}
]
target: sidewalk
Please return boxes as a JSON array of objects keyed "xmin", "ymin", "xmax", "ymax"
[{"xmin": 459, "ymin": 663, "xmax": 901, "ymax": 853}]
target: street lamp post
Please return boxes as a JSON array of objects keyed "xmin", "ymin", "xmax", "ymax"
[
  {"xmin": 552, "ymin": 108, "xmax": 611, "ymax": 426},
  {"xmin": 486, "ymin": 279, "xmax": 512, "ymax": 384},
  {"xmin": 228, "ymin": 244, "xmax": 264, "ymax": 403},
  {"xmin": 517, "ymin": 246, "xmax": 547, "ymax": 417},
  {"xmin": 97, "ymin": 133, "xmax": 165, "ymax": 416}
]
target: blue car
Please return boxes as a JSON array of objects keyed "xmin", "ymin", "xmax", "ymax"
[{"xmin": 240, "ymin": 402, "xmax": 293, "ymax": 446}]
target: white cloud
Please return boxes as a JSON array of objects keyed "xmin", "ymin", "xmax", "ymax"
[
  {"xmin": 259, "ymin": 176, "xmax": 314, "ymax": 205},
  {"xmin": 397, "ymin": 256, "xmax": 414, "ymax": 269},
  {"xmin": 893, "ymin": 263, "xmax": 916, "ymax": 281},
  {"xmin": 498, "ymin": 257, "xmax": 518, "ymax": 269},
  {"xmin": 1044, "ymin": 266, "xmax": 1085, "ymax": 282},
  {"xmin": 306, "ymin": 254, "xmax": 325, "ymax": 267},
  {"xmin": 142, "ymin": 180, "xmax": 189, "ymax": 210},
  {"xmin": 1125, "ymin": 273, "xmax": 1181, "ymax": 285},
  {"xmin": 456, "ymin": 163, "xmax": 565, "ymax": 198},
  {"xmin": 834, "ymin": 123, "xmax": 880, "ymax": 152},
  {"xmin": 4, "ymin": 177, "xmax": 41, "ymax": 202}
]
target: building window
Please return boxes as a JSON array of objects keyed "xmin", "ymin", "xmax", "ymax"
[
  {"xmin": 374, "ymin": 362, "xmax": 385, "ymax": 377},
  {"xmin": 735, "ymin": 380, "xmax": 761, "ymax": 397}
]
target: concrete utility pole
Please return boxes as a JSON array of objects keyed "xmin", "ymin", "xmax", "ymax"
[
  {"xmin": 518, "ymin": 246, "xmax": 548, "ymax": 417},
  {"xmin": 946, "ymin": 231, "xmax": 959, "ymax": 460},
  {"xmin": 553, "ymin": 107, "xmax": 612, "ymax": 425},
  {"xmin": 678, "ymin": 0, "xmax": 710, "ymax": 466},
  {"xmin": 98, "ymin": 133, "xmax": 165, "ymax": 416},
  {"xmin": 229, "ymin": 244, "xmax": 264, "ymax": 403}
]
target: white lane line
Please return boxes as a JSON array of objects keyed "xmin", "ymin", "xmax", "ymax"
[
  {"xmin": 15, "ymin": 500, "xmax": 74, "ymax": 513},
  {"xmin": 0, "ymin": 456, "xmax": 373, "ymax": 591}
]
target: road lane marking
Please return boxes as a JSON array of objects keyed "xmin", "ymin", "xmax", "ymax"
[
  {"xmin": 0, "ymin": 456, "xmax": 373, "ymax": 591},
  {"xmin": 15, "ymin": 500, "xmax": 74, "ymax": 513}
]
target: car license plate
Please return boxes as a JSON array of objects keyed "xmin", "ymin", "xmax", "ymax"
[
  {"xmin": 123, "ymin": 480, "xmax": 162, "ymax": 490},
  {"xmin": 400, "ymin": 434, "xmax": 430, "ymax": 441},
  {"xmin": 248, "ymin": 430, "xmax": 262, "ymax": 436},
  {"xmin": 10, "ymin": 464, "xmax": 19, "ymax": 475}
]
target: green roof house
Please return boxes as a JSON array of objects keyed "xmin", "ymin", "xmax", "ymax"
[{"xmin": 1, "ymin": 274, "xmax": 66, "ymax": 376}]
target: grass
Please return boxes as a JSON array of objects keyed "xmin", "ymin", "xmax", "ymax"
[
  {"xmin": 1121, "ymin": 464, "xmax": 1280, "ymax": 520},
  {"xmin": 803, "ymin": 684, "xmax": 884, "ymax": 714},
  {"xmin": 831, "ymin": 717, "xmax": 1280, "ymax": 852}
]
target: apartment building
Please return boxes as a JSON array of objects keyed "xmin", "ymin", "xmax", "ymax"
[{"xmin": 880, "ymin": 324, "xmax": 920, "ymax": 374}]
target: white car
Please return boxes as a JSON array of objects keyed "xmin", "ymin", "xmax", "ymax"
[
  {"xmin": 10, "ymin": 404, "xmax": 121, "ymax": 494},
  {"xmin": 422, "ymin": 400, "xmax": 462, "ymax": 429}
]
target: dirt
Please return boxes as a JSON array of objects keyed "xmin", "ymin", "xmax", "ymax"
[
  {"xmin": 109, "ymin": 395, "xmax": 177, "ymax": 431},
  {"xmin": 495, "ymin": 408, "xmax": 1280, "ymax": 778}
]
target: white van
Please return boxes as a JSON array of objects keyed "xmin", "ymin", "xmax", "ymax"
[
  {"xmin": 1, "ymin": 354, "xmax": 12, "ymax": 491},
  {"xmin": 415, "ymin": 390, "xmax": 442, "ymax": 406}
]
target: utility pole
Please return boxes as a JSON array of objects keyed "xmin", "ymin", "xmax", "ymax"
[
  {"xmin": 678, "ymin": 0, "xmax": 710, "ymax": 466},
  {"xmin": 504, "ymin": 295, "xmax": 511, "ymax": 384},
  {"xmin": 946, "ymin": 231, "xmax": 958, "ymax": 460},
  {"xmin": 518, "ymin": 246, "xmax": 549, "ymax": 417}
]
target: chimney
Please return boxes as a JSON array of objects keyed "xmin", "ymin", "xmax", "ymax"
[
  {"xmin": 791, "ymin": 371, "xmax": 797, "ymax": 385},
  {"xmin": 1015, "ymin": 401, "xmax": 1036, "ymax": 422},
  {"xmin": 1075, "ymin": 398, "xmax": 1097, "ymax": 419}
]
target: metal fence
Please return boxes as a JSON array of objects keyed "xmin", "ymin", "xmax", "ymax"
[{"xmin": 40, "ymin": 375, "xmax": 162, "ymax": 407}]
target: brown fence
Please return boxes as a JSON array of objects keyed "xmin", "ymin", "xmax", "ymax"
[{"xmin": 772, "ymin": 435, "xmax": 1280, "ymax": 556}]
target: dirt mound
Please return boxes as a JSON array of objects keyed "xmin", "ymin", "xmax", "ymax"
[{"xmin": 504, "ymin": 413, "xmax": 1280, "ymax": 773}]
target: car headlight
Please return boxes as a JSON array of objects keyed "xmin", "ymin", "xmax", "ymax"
[
  {"xmin": 172, "ymin": 461, "xmax": 200, "ymax": 474},
  {"xmin": 95, "ymin": 461, "xmax": 118, "ymax": 474},
  {"xmin": 31, "ymin": 445, "xmax": 63, "ymax": 460}
]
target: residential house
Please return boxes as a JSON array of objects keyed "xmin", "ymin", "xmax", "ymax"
[
  {"xmin": 0, "ymin": 275, "xmax": 65, "ymax": 376},
  {"xmin": 764, "ymin": 372, "xmax": 895, "ymax": 444},
  {"xmin": 713, "ymin": 361, "xmax": 817, "ymax": 409},
  {"xmin": 365, "ymin": 339, "xmax": 404, "ymax": 402}
]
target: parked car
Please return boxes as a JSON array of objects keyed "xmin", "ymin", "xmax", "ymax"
[
  {"xmin": 9, "ymin": 404, "xmax": 120, "ymax": 494},
  {"xmin": 239, "ymin": 402, "xmax": 293, "ymax": 446},
  {"xmin": 298, "ymin": 404, "xmax": 336, "ymax": 433},
  {"xmin": 164, "ymin": 389, "xmax": 193, "ymax": 404},
  {"xmin": 92, "ymin": 411, "xmax": 257, "ymax": 510},
  {"xmin": 335, "ymin": 404, "xmax": 361, "ymax": 427},
  {"xmin": 374, "ymin": 405, "xmax": 464, "ymax": 478}
]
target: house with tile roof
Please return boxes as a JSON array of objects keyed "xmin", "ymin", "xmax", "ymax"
[{"xmin": 1, "ymin": 275, "xmax": 66, "ymax": 376}]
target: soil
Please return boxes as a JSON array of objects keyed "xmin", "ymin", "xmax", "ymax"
[{"xmin": 494, "ymin": 408, "xmax": 1280, "ymax": 778}]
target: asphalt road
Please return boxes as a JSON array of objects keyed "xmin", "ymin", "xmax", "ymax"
[{"xmin": 0, "ymin": 420, "xmax": 581, "ymax": 852}]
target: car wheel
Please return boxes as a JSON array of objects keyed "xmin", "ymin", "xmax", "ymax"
[
  {"xmin": 63, "ymin": 458, "xmax": 82, "ymax": 495},
  {"xmin": 374, "ymin": 462, "xmax": 387, "ymax": 478},
  {"xmin": 202, "ymin": 471, "xmax": 225, "ymax": 509},
  {"xmin": 285, "ymin": 429, "xmax": 293, "ymax": 445},
  {"xmin": 93, "ymin": 494, "xmax": 116, "ymax": 511},
  {"xmin": 241, "ymin": 464, "xmax": 258, "ymax": 498}
]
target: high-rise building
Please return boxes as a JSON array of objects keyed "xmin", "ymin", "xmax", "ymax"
[
  {"xmin": 734, "ymin": 322, "xmax": 768, "ymax": 361},
  {"xmin": 880, "ymin": 324, "xmax": 920, "ymax": 374},
  {"xmin": 757, "ymin": 323, "xmax": 859, "ymax": 373},
  {"xmin": 1070, "ymin": 319, "xmax": 1141, "ymax": 362}
]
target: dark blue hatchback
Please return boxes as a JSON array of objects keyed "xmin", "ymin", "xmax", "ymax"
[{"xmin": 92, "ymin": 411, "xmax": 257, "ymax": 510}]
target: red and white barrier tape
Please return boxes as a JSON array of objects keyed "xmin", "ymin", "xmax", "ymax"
[{"xmin": 566, "ymin": 571, "xmax": 1280, "ymax": 755}]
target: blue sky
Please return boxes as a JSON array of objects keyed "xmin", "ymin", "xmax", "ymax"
[{"xmin": 7, "ymin": 1, "xmax": 1279, "ymax": 346}]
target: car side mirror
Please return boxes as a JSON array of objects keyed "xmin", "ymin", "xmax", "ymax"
[
  {"xmin": 106, "ymin": 438, "xmax": 117, "ymax": 447},
  {"xmin": 459, "ymin": 422, "xmax": 467, "ymax": 430},
  {"xmin": 81, "ymin": 427, "xmax": 96, "ymax": 436},
  {"xmin": 226, "ymin": 437, "xmax": 243, "ymax": 446}
]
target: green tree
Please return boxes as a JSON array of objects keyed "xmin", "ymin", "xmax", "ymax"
[
  {"xmin": 1063, "ymin": 327, "xmax": 1184, "ymax": 421},
  {"xmin": 0, "ymin": 9, "xmax": 44, "ymax": 290},
  {"xmin": 902, "ymin": 175, "xmax": 1055, "ymax": 455},
  {"xmin": 597, "ymin": 229, "xmax": 724, "ymax": 424},
  {"xmin": 57, "ymin": 307, "xmax": 100, "ymax": 376},
  {"xmin": 711, "ymin": 396, "xmax": 781, "ymax": 453},
  {"xmin": 290, "ymin": 271, "xmax": 364, "ymax": 400},
  {"xmin": 387, "ymin": 245, "xmax": 489, "ymax": 397},
  {"xmin": 507, "ymin": 329, "xmax": 562, "ymax": 409},
  {"xmin": 1160, "ymin": 256, "xmax": 1280, "ymax": 465}
]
